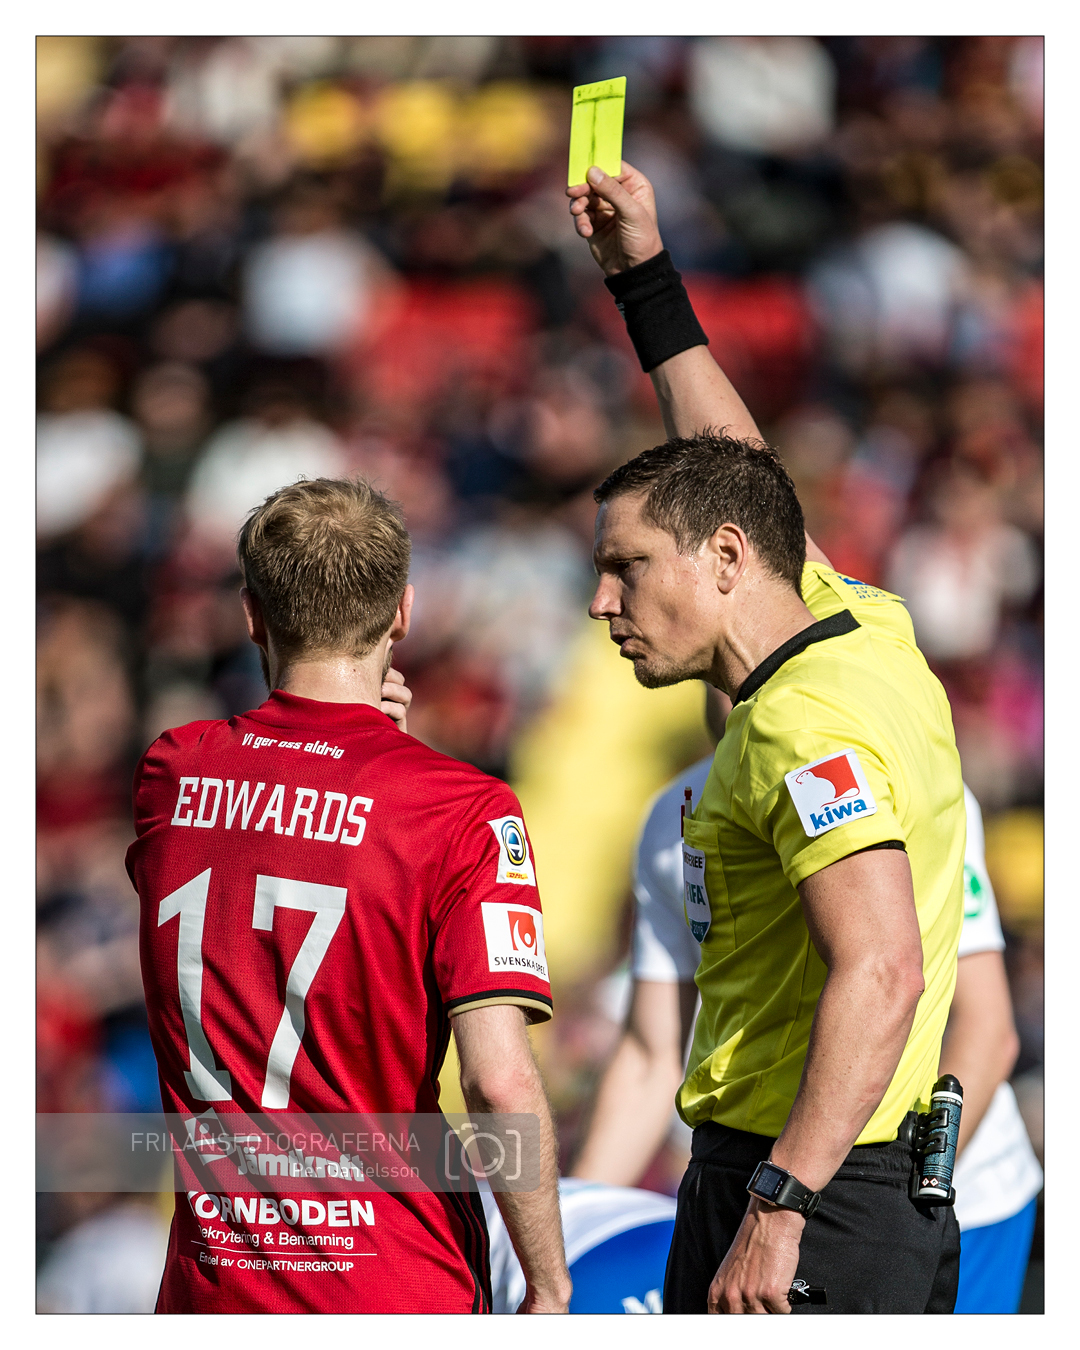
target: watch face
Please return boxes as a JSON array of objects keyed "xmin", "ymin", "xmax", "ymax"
[{"xmin": 756, "ymin": 1164, "xmax": 785, "ymax": 1198}]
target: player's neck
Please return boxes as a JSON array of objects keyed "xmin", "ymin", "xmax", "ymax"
[{"xmin": 271, "ymin": 645, "xmax": 391, "ymax": 707}]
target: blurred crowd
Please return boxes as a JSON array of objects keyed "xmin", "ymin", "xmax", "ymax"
[{"xmin": 36, "ymin": 35, "xmax": 1043, "ymax": 1309}]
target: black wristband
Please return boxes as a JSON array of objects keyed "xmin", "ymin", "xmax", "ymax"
[{"xmin": 604, "ymin": 249, "xmax": 709, "ymax": 373}]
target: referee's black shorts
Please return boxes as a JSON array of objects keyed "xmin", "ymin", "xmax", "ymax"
[{"xmin": 663, "ymin": 1118, "xmax": 960, "ymax": 1314}]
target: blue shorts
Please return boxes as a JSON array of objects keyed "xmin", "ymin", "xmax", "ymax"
[
  {"xmin": 566, "ymin": 1219, "xmax": 675, "ymax": 1314},
  {"xmin": 955, "ymin": 1198, "xmax": 1038, "ymax": 1314}
]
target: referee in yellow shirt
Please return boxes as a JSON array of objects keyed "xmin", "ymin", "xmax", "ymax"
[{"xmin": 566, "ymin": 163, "xmax": 964, "ymax": 1314}]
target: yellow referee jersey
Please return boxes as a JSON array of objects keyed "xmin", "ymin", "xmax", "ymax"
[{"xmin": 677, "ymin": 562, "xmax": 964, "ymax": 1144}]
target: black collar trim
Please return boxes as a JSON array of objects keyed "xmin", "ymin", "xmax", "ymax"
[{"xmin": 733, "ymin": 610, "xmax": 860, "ymax": 706}]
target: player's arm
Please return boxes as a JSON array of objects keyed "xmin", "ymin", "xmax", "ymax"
[
  {"xmin": 938, "ymin": 949, "xmax": 1020, "ymax": 1156},
  {"xmin": 708, "ymin": 847, "xmax": 925, "ymax": 1314},
  {"xmin": 571, "ymin": 978, "xmax": 697, "ymax": 1185},
  {"xmin": 453, "ymin": 1003, "xmax": 572, "ymax": 1314},
  {"xmin": 567, "ymin": 164, "xmax": 830, "ymax": 568},
  {"xmin": 567, "ymin": 164, "xmax": 758, "ymax": 442}
]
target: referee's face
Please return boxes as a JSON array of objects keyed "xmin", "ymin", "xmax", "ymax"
[{"xmin": 590, "ymin": 493, "xmax": 721, "ymax": 689}]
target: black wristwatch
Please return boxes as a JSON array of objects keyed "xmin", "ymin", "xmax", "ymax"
[{"xmin": 747, "ymin": 1161, "xmax": 821, "ymax": 1217}]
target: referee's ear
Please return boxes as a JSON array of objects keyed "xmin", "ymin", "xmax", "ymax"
[
  {"xmin": 706, "ymin": 523, "xmax": 750, "ymax": 595},
  {"xmin": 240, "ymin": 586, "xmax": 268, "ymax": 649}
]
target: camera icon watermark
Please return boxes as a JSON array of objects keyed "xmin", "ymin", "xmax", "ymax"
[
  {"xmin": 439, "ymin": 1114, "xmax": 541, "ymax": 1190},
  {"xmin": 443, "ymin": 1120, "xmax": 523, "ymax": 1184}
]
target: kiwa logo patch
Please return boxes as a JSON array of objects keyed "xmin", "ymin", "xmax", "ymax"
[
  {"xmin": 487, "ymin": 816, "xmax": 536, "ymax": 886},
  {"xmin": 480, "ymin": 902, "xmax": 548, "ymax": 980},
  {"xmin": 785, "ymin": 750, "xmax": 877, "ymax": 838}
]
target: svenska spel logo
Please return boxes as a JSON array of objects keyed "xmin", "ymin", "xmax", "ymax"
[
  {"xmin": 785, "ymin": 749, "xmax": 878, "ymax": 838},
  {"xmin": 508, "ymin": 909, "xmax": 537, "ymax": 952},
  {"xmin": 480, "ymin": 902, "xmax": 548, "ymax": 980}
]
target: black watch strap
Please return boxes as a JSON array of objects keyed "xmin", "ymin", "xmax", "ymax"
[{"xmin": 747, "ymin": 1161, "xmax": 821, "ymax": 1217}]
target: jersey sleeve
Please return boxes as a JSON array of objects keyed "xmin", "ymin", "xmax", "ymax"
[
  {"xmin": 125, "ymin": 724, "xmax": 209, "ymax": 887},
  {"xmin": 801, "ymin": 561, "xmax": 918, "ymax": 647},
  {"xmin": 957, "ymin": 785, "xmax": 1005, "ymax": 957},
  {"xmin": 431, "ymin": 785, "xmax": 553, "ymax": 1024},
  {"xmin": 737, "ymin": 692, "xmax": 909, "ymax": 889},
  {"xmin": 632, "ymin": 899, "xmax": 701, "ymax": 982}
]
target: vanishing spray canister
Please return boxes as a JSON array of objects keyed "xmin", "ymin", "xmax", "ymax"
[{"xmin": 911, "ymin": 1074, "xmax": 963, "ymax": 1205}]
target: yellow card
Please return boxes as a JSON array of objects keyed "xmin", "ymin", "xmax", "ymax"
[{"xmin": 568, "ymin": 77, "xmax": 626, "ymax": 186}]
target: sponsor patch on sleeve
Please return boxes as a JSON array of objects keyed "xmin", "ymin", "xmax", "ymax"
[
  {"xmin": 785, "ymin": 749, "xmax": 878, "ymax": 839},
  {"xmin": 838, "ymin": 574, "xmax": 895, "ymax": 601},
  {"xmin": 480, "ymin": 903, "xmax": 548, "ymax": 980},
  {"xmin": 682, "ymin": 844, "xmax": 711, "ymax": 942},
  {"xmin": 963, "ymin": 864, "xmax": 986, "ymax": 919},
  {"xmin": 487, "ymin": 815, "xmax": 536, "ymax": 886}
]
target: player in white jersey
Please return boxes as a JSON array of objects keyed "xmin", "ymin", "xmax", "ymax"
[
  {"xmin": 574, "ymin": 755, "xmax": 1041, "ymax": 1314},
  {"xmin": 946, "ymin": 786, "xmax": 1043, "ymax": 1312}
]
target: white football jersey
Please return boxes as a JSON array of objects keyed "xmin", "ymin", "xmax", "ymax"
[{"xmin": 631, "ymin": 758, "xmax": 713, "ymax": 983}]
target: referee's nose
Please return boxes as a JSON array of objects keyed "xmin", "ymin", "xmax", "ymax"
[{"xmin": 589, "ymin": 575, "xmax": 621, "ymax": 621}]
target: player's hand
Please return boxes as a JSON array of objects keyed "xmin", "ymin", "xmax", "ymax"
[
  {"xmin": 565, "ymin": 161, "xmax": 664, "ymax": 276},
  {"xmin": 516, "ymin": 1280, "xmax": 572, "ymax": 1313},
  {"xmin": 380, "ymin": 666, "xmax": 412, "ymax": 733},
  {"xmin": 707, "ymin": 1199, "xmax": 803, "ymax": 1314}
]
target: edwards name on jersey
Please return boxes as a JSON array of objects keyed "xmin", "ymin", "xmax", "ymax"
[{"xmin": 128, "ymin": 690, "xmax": 552, "ymax": 1314}]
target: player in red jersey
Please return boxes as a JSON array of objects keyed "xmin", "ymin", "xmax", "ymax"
[{"xmin": 128, "ymin": 478, "xmax": 572, "ymax": 1314}]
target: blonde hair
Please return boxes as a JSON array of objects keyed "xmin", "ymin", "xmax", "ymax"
[{"xmin": 237, "ymin": 478, "xmax": 411, "ymax": 662}]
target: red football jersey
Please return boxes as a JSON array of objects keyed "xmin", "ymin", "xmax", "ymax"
[{"xmin": 128, "ymin": 691, "xmax": 552, "ymax": 1314}]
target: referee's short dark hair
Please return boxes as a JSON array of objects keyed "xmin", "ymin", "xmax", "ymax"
[
  {"xmin": 238, "ymin": 477, "xmax": 411, "ymax": 663},
  {"xmin": 594, "ymin": 430, "xmax": 806, "ymax": 592}
]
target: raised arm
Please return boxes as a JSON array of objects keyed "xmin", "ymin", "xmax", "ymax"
[
  {"xmin": 453, "ymin": 1004, "xmax": 572, "ymax": 1313},
  {"xmin": 567, "ymin": 165, "xmax": 831, "ymax": 568},
  {"xmin": 568, "ymin": 165, "xmax": 760, "ymax": 442}
]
